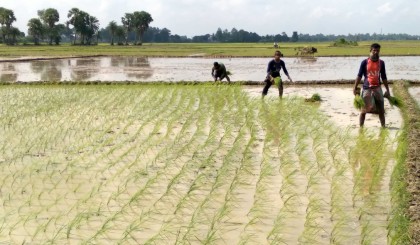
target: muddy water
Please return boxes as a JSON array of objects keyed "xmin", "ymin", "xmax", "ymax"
[
  {"xmin": 1, "ymin": 56, "xmax": 420, "ymax": 82},
  {"xmin": 244, "ymin": 85, "xmax": 404, "ymax": 131}
]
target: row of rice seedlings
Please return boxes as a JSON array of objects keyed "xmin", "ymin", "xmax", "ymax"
[
  {"xmin": 56, "ymin": 86, "xmax": 191, "ymax": 239},
  {"xmin": 232, "ymin": 106, "xmax": 267, "ymax": 244},
  {"xmin": 170, "ymin": 87, "xmax": 252, "ymax": 244},
  {"xmin": 0, "ymin": 85, "xmax": 173, "ymax": 242},
  {"xmin": 132, "ymin": 86, "xmax": 226, "ymax": 243},
  {"xmin": 325, "ymin": 126, "xmax": 363, "ymax": 244},
  {"xmin": 350, "ymin": 129, "xmax": 396, "ymax": 244},
  {"xmin": 0, "ymin": 88, "xmax": 98, "ymax": 241},
  {"xmin": 200, "ymin": 101, "xmax": 260, "ymax": 243},
  {"xmin": 0, "ymin": 88, "xmax": 83, "ymax": 241},
  {"xmin": 109, "ymin": 86, "xmax": 243, "ymax": 243},
  {"xmin": 280, "ymin": 99, "xmax": 336, "ymax": 244},
  {"xmin": 1, "ymin": 85, "xmax": 182, "ymax": 241},
  {"xmin": 242, "ymin": 99, "xmax": 293, "ymax": 243},
  {"xmin": 296, "ymin": 113, "xmax": 337, "ymax": 244},
  {"xmin": 84, "ymin": 87, "xmax": 212, "ymax": 243},
  {"xmin": 260, "ymin": 99, "xmax": 309, "ymax": 244}
]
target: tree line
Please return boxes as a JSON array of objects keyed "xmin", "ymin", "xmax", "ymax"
[
  {"xmin": 1, "ymin": 6, "xmax": 419, "ymax": 46},
  {"xmin": 0, "ymin": 6, "xmax": 153, "ymax": 45}
]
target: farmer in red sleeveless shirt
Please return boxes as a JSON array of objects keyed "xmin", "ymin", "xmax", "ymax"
[{"xmin": 353, "ymin": 43, "xmax": 391, "ymax": 128}]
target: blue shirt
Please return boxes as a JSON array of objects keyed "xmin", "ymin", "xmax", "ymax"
[{"xmin": 267, "ymin": 59, "xmax": 289, "ymax": 77}]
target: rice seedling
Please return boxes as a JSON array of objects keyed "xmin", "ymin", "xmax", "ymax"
[
  {"xmin": 384, "ymin": 93, "xmax": 403, "ymax": 108},
  {"xmin": 0, "ymin": 84, "xmax": 403, "ymax": 244},
  {"xmin": 354, "ymin": 94, "xmax": 365, "ymax": 110},
  {"xmin": 304, "ymin": 93, "xmax": 322, "ymax": 102}
]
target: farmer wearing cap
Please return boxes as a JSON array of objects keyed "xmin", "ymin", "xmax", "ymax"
[
  {"xmin": 353, "ymin": 43, "xmax": 390, "ymax": 128},
  {"xmin": 262, "ymin": 50, "xmax": 293, "ymax": 98},
  {"xmin": 211, "ymin": 62, "xmax": 230, "ymax": 82}
]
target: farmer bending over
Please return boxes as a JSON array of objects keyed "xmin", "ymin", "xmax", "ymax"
[
  {"xmin": 353, "ymin": 43, "xmax": 391, "ymax": 128},
  {"xmin": 212, "ymin": 62, "xmax": 231, "ymax": 82}
]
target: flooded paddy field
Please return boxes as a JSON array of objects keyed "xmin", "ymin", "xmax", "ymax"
[
  {"xmin": 0, "ymin": 55, "xmax": 418, "ymax": 244},
  {"xmin": 1, "ymin": 56, "xmax": 420, "ymax": 82},
  {"xmin": 0, "ymin": 83, "xmax": 407, "ymax": 244}
]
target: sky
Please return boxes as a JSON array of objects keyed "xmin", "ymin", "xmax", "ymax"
[{"xmin": 2, "ymin": 0, "xmax": 420, "ymax": 37}]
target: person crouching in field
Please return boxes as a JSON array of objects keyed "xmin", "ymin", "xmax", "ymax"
[
  {"xmin": 211, "ymin": 62, "xmax": 231, "ymax": 82},
  {"xmin": 262, "ymin": 50, "xmax": 293, "ymax": 98},
  {"xmin": 353, "ymin": 43, "xmax": 391, "ymax": 128}
]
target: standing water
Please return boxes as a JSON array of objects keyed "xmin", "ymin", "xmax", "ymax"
[{"xmin": 1, "ymin": 56, "xmax": 420, "ymax": 82}]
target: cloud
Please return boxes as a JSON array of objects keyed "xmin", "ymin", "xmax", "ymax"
[
  {"xmin": 377, "ymin": 2, "xmax": 393, "ymax": 15},
  {"xmin": 309, "ymin": 7, "xmax": 339, "ymax": 18}
]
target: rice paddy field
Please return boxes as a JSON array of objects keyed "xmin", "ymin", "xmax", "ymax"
[{"xmin": 0, "ymin": 83, "xmax": 410, "ymax": 244}]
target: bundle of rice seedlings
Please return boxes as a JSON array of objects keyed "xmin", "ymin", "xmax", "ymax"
[
  {"xmin": 226, "ymin": 70, "xmax": 233, "ymax": 76},
  {"xmin": 273, "ymin": 77, "xmax": 281, "ymax": 85},
  {"xmin": 305, "ymin": 93, "xmax": 322, "ymax": 102},
  {"xmin": 384, "ymin": 94, "xmax": 403, "ymax": 108},
  {"xmin": 353, "ymin": 94, "xmax": 365, "ymax": 110}
]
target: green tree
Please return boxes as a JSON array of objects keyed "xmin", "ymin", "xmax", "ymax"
[
  {"xmin": 0, "ymin": 7, "xmax": 17, "ymax": 44},
  {"xmin": 214, "ymin": 28, "xmax": 223, "ymax": 42},
  {"xmin": 121, "ymin": 13, "xmax": 133, "ymax": 45},
  {"xmin": 291, "ymin": 31, "xmax": 298, "ymax": 42},
  {"xmin": 132, "ymin": 11, "xmax": 153, "ymax": 45},
  {"xmin": 27, "ymin": 18, "xmax": 44, "ymax": 45},
  {"xmin": 67, "ymin": 8, "xmax": 90, "ymax": 44},
  {"xmin": 38, "ymin": 8, "xmax": 59, "ymax": 45},
  {"xmin": 115, "ymin": 25, "xmax": 125, "ymax": 45},
  {"xmin": 53, "ymin": 24, "xmax": 66, "ymax": 44},
  {"xmin": 86, "ymin": 15, "xmax": 99, "ymax": 44},
  {"xmin": 8, "ymin": 27, "xmax": 23, "ymax": 44},
  {"xmin": 66, "ymin": 8, "xmax": 82, "ymax": 44},
  {"xmin": 67, "ymin": 8, "xmax": 97, "ymax": 45},
  {"xmin": 107, "ymin": 21, "xmax": 118, "ymax": 45}
]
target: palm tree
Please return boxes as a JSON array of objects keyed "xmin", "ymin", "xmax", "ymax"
[
  {"xmin": 132, "ymin": 11, "xmax": 153, "ymax": 45},
  {"xmin": 0, "ymin": 7, "xmax": 17, "ymax": 44},
  {"xmin": 121, "ymin": 13, "xmax": 133, "ymax": 45},
  {"xmin": 86, "ymin": 15, "xmax": 99, "ymax": 44},
  {"xmin": 107, "ymin": 21, "xmax": 118, "ymax": 45},
  {"xmin": 9, "ymin": 27, "xmax": 23, "ymax": 45},
  {"xmin": 67, "ymin": 8, "xmax": 82, "ymax": 44},
  {"xmin": 115, "ymin": 26, "xmax": 125, "ymax": 45},
  {"xmin": 27, "ymin": 18, "xmax": 44, "ymax": 45},
  {"xmin": 38, "ymin": 8, "xmax": 59, "ymax": 45}
]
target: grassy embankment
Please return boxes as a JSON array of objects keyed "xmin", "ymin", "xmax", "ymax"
[
  {"xmin": 1, "ymin": 40, "xmax": 420, "ymax": 58},
  {"xmin": 391, "ymin": 80, "xmax": 420, "ymax": 245}
]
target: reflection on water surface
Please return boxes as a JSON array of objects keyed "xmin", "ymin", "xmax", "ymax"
[{"xmin": 0, "ymin": 56, "xmax": 419, "ymax": 82}]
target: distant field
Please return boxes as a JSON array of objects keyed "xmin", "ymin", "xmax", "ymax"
[{"xmin": 1, "ymin": 41, "xmax": 420, "ymax": 58}]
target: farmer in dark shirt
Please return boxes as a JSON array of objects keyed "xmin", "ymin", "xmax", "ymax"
[
  {"xmin": 211, "ymin": 62, "xmax": 231, "ymax": 82},
  {"xmin": 353, "ymin": 43, "xmax": 390, "ymax": 128},
  {"xmin": 262, "ymin": 50, "xmax": 293, "ymax": 98}
]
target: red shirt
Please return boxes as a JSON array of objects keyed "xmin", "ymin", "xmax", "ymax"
[
  {"xmin": 357, "ymin": 58, "xmax": 387, "ymax": 89},
  {"xmin": 366, "ymin": 58, "xmax": 381, "ymax": 87}
]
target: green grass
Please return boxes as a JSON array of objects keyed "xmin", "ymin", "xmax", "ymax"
[{"xmin": 1, "ymin": 40, "xmax": 420, "ymax": 58}]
